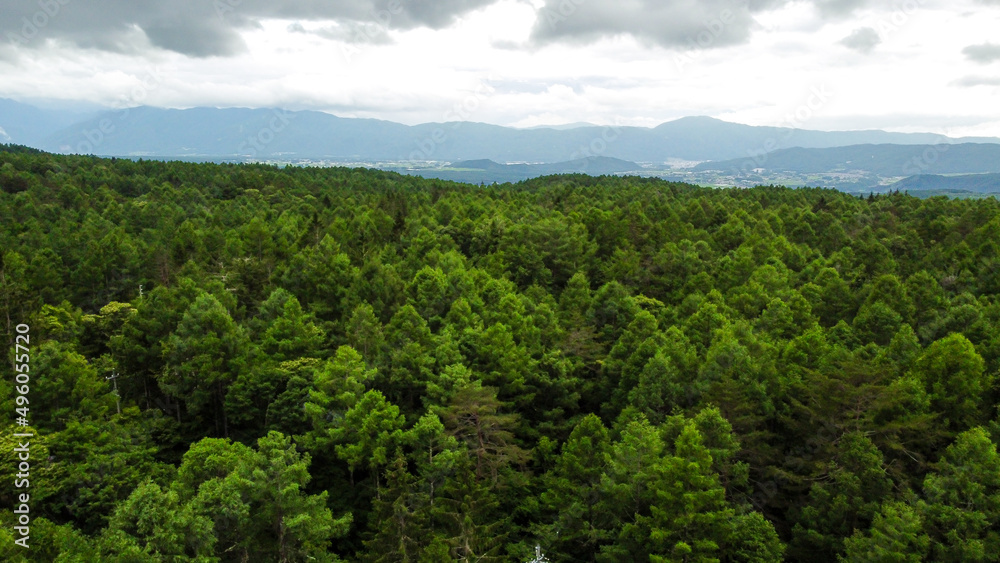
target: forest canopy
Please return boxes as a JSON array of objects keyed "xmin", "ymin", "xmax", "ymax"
[{"xmin": 2, "ymin": 145, "xmax": 1000, "ymax": 561}]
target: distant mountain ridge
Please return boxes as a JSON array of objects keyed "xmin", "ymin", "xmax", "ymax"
[
  {"xmin": 891, "ymin": 173, "xmax": 1000, "ymax": 194},
  {"xmin": 2, "ymin": 99, "xmax": 998, "ymax": 163},
  {"xmin": 694, "ymin": 143, "xmax": 1000, "ymax": 176},
  {"xmin": 0, "ymin": 99, "xmax": 99, "ymax": 148},
  {"xmin": 402, "ymin": 156, "xmax": 644, "ymax": 183},
  {"xmin": 448, "ymin": 156, "xmax": 641, "ymax": 175}
]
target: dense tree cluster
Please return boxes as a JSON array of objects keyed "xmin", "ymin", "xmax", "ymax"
[{"xmin": 2, "ymin": 145, "xmax": 1000, "ymax": 561}]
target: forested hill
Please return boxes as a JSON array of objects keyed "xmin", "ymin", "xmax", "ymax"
[
  {"xmin": 890, "ymin": 172, "xmax": 1000, "ymax": 195},
  {"xmin": 3, "ymin": 146, "xmax": 1000, "ymax": 561},
  {"xmin": 694, "ymin": 142, "xmax": 1000, "ymax": 176}
]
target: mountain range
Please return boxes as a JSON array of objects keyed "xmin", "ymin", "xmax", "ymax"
[
  {"xmin": 392, "ymin": 157, "xmax": 644, "ymax": 184},
  {"xmin": 694, "ymin": 144, "xmax": 1000, "ymax": 176},
  {"xmin": 890, "ymin": 173, "xmax": 1000, "ymax": 195},
  {"xmin": 0, "ymin": 99, "xmax": 99, "ymax": 148},
  {"xmin": 3, "ymin": 98, "xmax": 999, "ymax": 164},
  {"xmin": 4, "ymin": 98, "xmax": 1000, "ymax": 195}
]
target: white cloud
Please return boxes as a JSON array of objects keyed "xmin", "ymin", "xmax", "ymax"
[{"xmin": 1, "ymin": 0, "xmax": 999, "ymax": 136}]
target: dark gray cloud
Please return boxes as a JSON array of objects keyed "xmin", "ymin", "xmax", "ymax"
[
  {"xmin": 952, "ymin": 75, "xmax": 1000, "ymax": 87},
  {"xmin": 143, "ymin": 20, "xmax": 249, "ymax": 57},
  {"xmin": 0, "ymin": 43, "xmax": 16, "ymax": 63},
  {"xmin": 0, "ymin": 0, "xmax": 497, "ymax": 57},
  {"xmin": 963, "ymin": 43, "xmax": 1000, "ymax": 64},
  {"xmin": 0, "ymin": 0, "xmax": 898, "ymax": 59},
  {"xmin": 840, "ymin": 27, "xmax": 881, "ymax": 54},
  {"xmin": 530, "ymin": 0, "xmax": 763, "ymax": 49},
  {"xmin": 243, "ymin": 0, "xmax": 502, "ymax": 29},
  {"xmin": 814, "ymin": 0, "xmax": 868, "ymax": 17},
  {"xmin": 1, "ymin": 1, "xmax": 239, "ymax": 57},
  {"xmin": 528, "ymin": 0, "xmax": 873, "ymax": 51}
]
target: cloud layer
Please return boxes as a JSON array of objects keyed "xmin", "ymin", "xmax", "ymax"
[
  {"xmin": 0, "ymin": 0, "xmax": 499, "ymax": 57},
  {"xmin": 1, "ymin": 0, "xmax": 890, "ymax": 58},
  {"xmin": 1, "ymin": 0, "xmax": 999, "ymax": 137},
  {"xmin": 529, "ymin": 0, "xmax": 763, "ymax": 49}
]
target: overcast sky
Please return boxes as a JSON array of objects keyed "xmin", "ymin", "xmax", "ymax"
[{"xmin": 2, "ymin": 0, "xmax": 1000, "ymax": 136}]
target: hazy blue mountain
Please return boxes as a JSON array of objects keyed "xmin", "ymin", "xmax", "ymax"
[
  {"xmin": 450, "ymin": 156, "xmax": 641, "ymax": 175},
  {"xmin": 449, "ymin": 159, "xmax": 512, "ymax": 170},
  {"xmin": 402, "ymin": 156, "xmax": 644, "ymax": 183},
  {"xmin": 891, "ymin": 173, "xmax": 1000, "ymax": 194},
  {"xmin": 7, "ymin": 100, "xmax": 994, "ymax": 163},
  {"xmin": 0, "ymin": 99, "xmax": 98, "ymax": 148},
  {"xmin": 693, "ymin": 143, "xmax": 1000, "ymax": 176},
  {"xmin": 652, "ymin": 116, "xmax": 986, "ymax": 160}
]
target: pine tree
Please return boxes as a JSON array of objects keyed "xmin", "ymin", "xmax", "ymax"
[
  {"xmin": 920, "ymin": 427, "xmax": 1000, "ymax": 561},
  {"xmin": 538, "ymin": 413, "xmax": 613, "ymax": 560},
  {"xmin": 161, "ymin": 292, "xmax": 247, "ymax": 437}
]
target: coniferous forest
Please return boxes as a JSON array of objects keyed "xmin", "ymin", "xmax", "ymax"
[{"xmin": 4, "ymin": 144, "xmax": 1000, "ymax": 562}]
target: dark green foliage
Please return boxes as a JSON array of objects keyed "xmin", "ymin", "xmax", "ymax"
[
  {"xmin": 919, "ymin": 428, "xmax": 1000, "ymax": 561},
  {"xmin": 5, "ymin": 148, "xmax": 1000, "ymax": 560}
]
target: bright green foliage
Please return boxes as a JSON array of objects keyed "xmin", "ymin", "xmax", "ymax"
[
  {"xmin": 911, "ymin": 333, "xmax": 991, "ymax": 432},
  {"xmin": 252, "ymin": 432, "xmax": 349, "ymax": 562},
  {"xmin": 667, "ymin": 407, "xmax": 748, "ymax": 493},
  {"xmin": 906, "ymin": 270, "xmax": 947, "ymax": 330},
  {"xmin": 384, "ymin": 304, "xmax": 436, "ymax": 412},
  {"xmin": 596, "ymin": 413, "xmax": 781, "ymax": 562},
  {"xmin": 878, "ymin": 324, "xmax": 922, "ymax": 375},
  {"xmin": 307, "ymin": 346, "xmax": 376, "ymax": 417},
  {"xmin": 104, "ymin": 480, "xmax": 217, "ymax": 560},
  {"xmin": 645, "ymin": 422, "xmax": 732, "ymax": 562},
  {"xmin": 538, "ymin": 414, "xmax": 613, "ymax": 560},
  {"xmin": 332, "ymin": 390, "xmax": 406, "ymax": 488},
  {"xmin": 109, "ymin": 278, "xmax": 216, "ymax": 408},
  {"xmin": 0, "ymin": 425, "xmax": 65, "ymax": 515},
  {"xmin": 628, "ymin": 352, "xmax": 684, "ymax": 423},
  {"xmin": 9, "ymin": 150, "xmax": 1000, "ymax": 560},
  {"xmin": 728, "ymin": 512, "xmax": 786, "ymax": 562},
  {"xmin": 29, "ymin": 340, "xmax": 117, "ymax": 431},
  {"xmin": 409, "ymin": 266, "xmax": 452, "ymax": 327},
  {"xmin": 281, "ymin": 235, "xmax": 357, "ymax": 324},
  {"xmin": 404, "ymin": 411, "xmax": 462, "ymax": 510},
  {"xmin": 258, "ymin": 290, "xmax": 325, "ymax": 362},
  {"xmin": 841, "ymin": 502, "xmax": 930, "ymax": 563},
  {"xmin": 853, "ymin": 301, "xmax": 903, "ymax": 346},
  {"xmin": 782, "ymin": 325, "xmax": 830, "ymax": 372},
  {"xmin": 109, "ymin": 431, "xmax": 348, "ymax": 562},
  {"xmin": 864, "ymin": 275, "xmax": 916, "ymax": 325},
  {"xmin": 0, "ymin": 515, "xmax": 102, "ymax": 562},
  {"xmin": 302, "ymin": 346, "xmax": 378, "ymax": 453},
  {"xmin": 346, "ymin": 303, "xmax": 385, "ymax": 363},
  {"xmin": 920, "ymin": 427, "xmax": 1000, "ymax": 561},
  {"xmin": 161, "ymin": 292, "xmax": 248, "ymax": 437}
]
